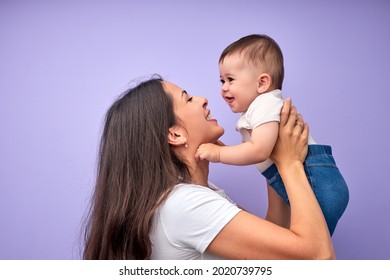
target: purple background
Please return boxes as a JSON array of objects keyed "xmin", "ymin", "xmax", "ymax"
[{"xmin": 1, "ymin": 0, "xmax": 389, "ymax": 260}]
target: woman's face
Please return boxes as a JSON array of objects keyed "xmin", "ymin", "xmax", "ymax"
[{"xmin": 163, "ymin": 81, "xmax": 224, "ymax": 147}]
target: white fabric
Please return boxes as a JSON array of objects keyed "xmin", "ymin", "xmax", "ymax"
[
  {"xmin": 236, "ymin": 89, "xmax": 284, "ymax": 134},
  {"xmin": 236, "ymin": 89, "xmax": 315, "ymax": 172},
  {"xmin": 150, "ymin": 182, "xmax": 241, "ymax": 260}
]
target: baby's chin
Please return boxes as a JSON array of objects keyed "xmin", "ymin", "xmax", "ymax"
[{"xmin": 229, "ymin": 107, "xmax": 244, "ymax": 114}]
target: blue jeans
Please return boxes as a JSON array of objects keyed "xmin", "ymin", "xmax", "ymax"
[{"xmin": 262, "ymin": 145, "xmax": 349, "ymax": 236}]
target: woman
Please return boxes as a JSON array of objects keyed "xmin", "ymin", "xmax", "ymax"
[{"xmin": 83, "ymin": 76, "xmax": 334, "ymax": 260}]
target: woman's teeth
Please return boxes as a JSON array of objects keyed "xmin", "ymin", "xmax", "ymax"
[{"xmin": 206, "ymin": 113, "xmax": 213, "ymax": 120}]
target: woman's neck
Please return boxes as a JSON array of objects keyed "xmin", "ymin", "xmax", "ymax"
[
  {"xmin": 186, "ymin": 156, "xmax": 210, "ymax": 187},
  {"xmin": 175, "ymin": 145, "xmax": 210, "ymax": 187}
]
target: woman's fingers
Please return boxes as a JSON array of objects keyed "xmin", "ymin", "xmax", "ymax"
[
  {"xmin": 293, "ymin": 114, "xmax": 309, "ymax": 140},
  {"xmin": 271, "ymin": 100, "xmax": 310, "ymax": 166},
  {"xmin": 286, "ymin": 105, "xmax": 298, "ymax": 130},
  {"xmin": 302, "ymin": 122, "xmax": 309, "ymax": 142},
  {"xmin": 293, "ymin": 114, "xmax": 309, "ymax": 162},
  {"xmin": 293, "ymin": 114, "xmax": 304, "ymax": 133},
  {"xmin": 280, "ymin": 98, "xmax": 297, "ymax": 131},
  {"xmin": 280, "ymin": 98, "xmax": 292, "ymax": 127}
]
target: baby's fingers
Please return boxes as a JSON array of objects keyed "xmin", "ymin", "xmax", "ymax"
[{"xmin": 195, "ymin": 147, "xmax": 206, "ymax": 161}]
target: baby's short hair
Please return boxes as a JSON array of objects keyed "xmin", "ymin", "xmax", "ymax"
[{"xmin": 219, "ymin": 34, "xmax": 284, "ymax": 90}]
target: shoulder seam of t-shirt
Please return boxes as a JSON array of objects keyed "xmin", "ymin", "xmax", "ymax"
[
  {"xmin": 196, "ymin": 205, "xmax": 241, "ymax": 253},
  {"xmin": 157, "ymin": 184, "xmax": 216, "ymax": 249}
]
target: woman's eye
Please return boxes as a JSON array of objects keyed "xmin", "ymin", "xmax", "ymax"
[{"xmin": 188, "ymin": 96, "xmax": 193, "ymax": 102}]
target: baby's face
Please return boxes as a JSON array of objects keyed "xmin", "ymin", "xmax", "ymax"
[{"xmin": 219, "ymin": 54, "xmax": 261, "ymax": 113}]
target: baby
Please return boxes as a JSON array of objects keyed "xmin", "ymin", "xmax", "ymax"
[{"xmin": 195, "ymin": 34, "xmax": 349, "ymax": 236}]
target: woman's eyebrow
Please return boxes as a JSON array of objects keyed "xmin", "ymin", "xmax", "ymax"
[{"xmin": 181, "ymin": 90, "xmax": 188, "ymax": 98}]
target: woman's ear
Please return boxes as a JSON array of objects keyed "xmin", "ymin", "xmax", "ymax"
[
  {"xmin": 167, "ymin": 126, "xmax": 187, "ymax": 147},
  {"xmin": 257, "ymin": 73, "xmax": 272, "ymax": 94}
]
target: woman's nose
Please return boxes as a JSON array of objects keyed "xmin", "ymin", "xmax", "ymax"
[{"xmin": 197, "ymin": 96, "xmax": 208, "ymax": 107}]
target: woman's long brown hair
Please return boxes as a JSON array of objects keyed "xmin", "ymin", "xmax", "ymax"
[{"xmin": 83, "ymin": 76, "xmax": 190, "ymax": 259}]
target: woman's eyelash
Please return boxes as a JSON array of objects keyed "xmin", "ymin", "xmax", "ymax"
[{"xmin": 188, "ymin": 97, "xmax": 193, "ymax": 102}]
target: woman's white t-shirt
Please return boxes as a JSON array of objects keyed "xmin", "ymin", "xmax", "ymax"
[{"xmin": 150, "ymin": 182, "xmax": 241, "ymax": 260}]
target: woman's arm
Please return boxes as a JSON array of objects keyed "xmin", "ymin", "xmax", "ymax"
[
  {"xmin": 265, "ymin": 183, "xmax": 290, "ymax": 228},
  {"xmin": 206, "ymin": 99, "xmax": 335, "ymax": 260}
]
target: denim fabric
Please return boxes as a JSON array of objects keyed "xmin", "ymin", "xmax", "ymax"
[{"xmin": 262, "ymin": 145, "xmax": 349, "ymax": 236}]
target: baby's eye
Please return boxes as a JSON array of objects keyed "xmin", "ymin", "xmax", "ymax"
[
  {"xmin": 227, "ymin": 77, "xmax": 234, "ymax": 82},
  {"xmin": 220, "ymin": 79, "xmax": 225, "ymax": 84}
]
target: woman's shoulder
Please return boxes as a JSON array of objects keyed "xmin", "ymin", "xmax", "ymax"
[
  {"xmin": 169, "ymin": 182, "xmax": 231, "ymax": 203},
  {"xmin": 160, "ymin": 182, "xmax": 236, "ymax": 218},
  {"xmin": 151, "ymin": 183, "xmax": 241, "ymax": 258},
  {"xmin": 168, "ymin": 183, "xmax": 222, "ymax": 204},
  {"xmin": 156, "ymin": 183, "xmax": 241, "ymax": 245}
]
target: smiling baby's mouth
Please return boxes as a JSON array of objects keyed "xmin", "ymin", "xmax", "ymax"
[{"xmin": 226, "ymin": 96, "xmax": 234, "ymax": 102}]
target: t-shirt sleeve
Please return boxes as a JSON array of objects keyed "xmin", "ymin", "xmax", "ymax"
[
  {"xmin": 245, "ymin": 92, "xmax": 283, "ymax": 129},
  {"xmin": 159, "ymin": 185, "xmax": 241, "ymax": 253}
]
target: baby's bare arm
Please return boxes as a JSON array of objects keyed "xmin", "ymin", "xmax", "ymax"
[
  {"xmin": 195, "ymin": 123, "xmax": 278, "ymax": 164},
  {"xmin": 219, "ymin": 122, "xmax": 279, "ymax": 165}
]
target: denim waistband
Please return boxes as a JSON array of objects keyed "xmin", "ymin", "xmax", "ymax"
[
  {"xmin": 262, "ymin": 144, "xmax": 333, "ymax": 180},
  {"xmin": 306, "ymin": 144, "xmax": 332, "ymax": 156}
]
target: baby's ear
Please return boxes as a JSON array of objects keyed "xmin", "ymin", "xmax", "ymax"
[
  {"xmin": 257, "ymin": 73, "xmax": 272, "ymax": 94},
  {"xmin": 167, "ymin": 126, "xmax": 187, "ymax": 147}
]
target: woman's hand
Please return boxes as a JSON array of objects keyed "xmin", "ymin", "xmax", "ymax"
[
  {"xmin": 208, "ymin": 100, "xmax": 335, "ymax": 260},
  {"xmin": 270, "ymin": 99, "xmax": 309, "ymax": 170}
]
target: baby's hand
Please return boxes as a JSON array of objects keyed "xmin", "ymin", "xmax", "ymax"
[{"xmin": 195, "ymin": 143, "xmax": 221, "ymax": 162}]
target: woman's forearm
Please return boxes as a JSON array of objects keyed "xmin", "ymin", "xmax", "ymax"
[
  {"xmin": 265, "ymin": 184, "xmax": 290, "ymax": 228},
  {"xmin": 277, "ymin": 161, "xmax": 335, "ymax": 259}
]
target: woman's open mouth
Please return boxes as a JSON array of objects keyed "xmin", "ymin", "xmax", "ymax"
[{"xmin": 206, "ymin": 112, "xmax": 214, "ymax": 120}]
